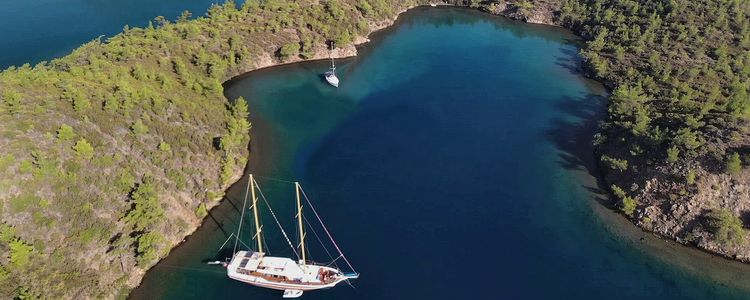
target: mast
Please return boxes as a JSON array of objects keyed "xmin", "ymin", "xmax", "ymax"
[
  {"xmin": 295, "ymin": 182, "xmax": 306, "ymax": 265},
  {"xmin": 251, "ymin": 174, "xmax": 263, "ymax": 253},
  {"xmin": 330, "ymin": 42, "xmax": 335, "ymax": 70},
  {"xmin": 233, "ymin": 174, "xmax": 251, "ymax": 254}
]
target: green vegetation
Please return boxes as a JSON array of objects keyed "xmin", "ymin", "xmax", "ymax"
[
  {"xmin": 0, "ymin": 0, "xmax": 417, "ymax": 297},
  {"xmin": 686, "ymin": 169, "xmax": 696, "ymax": 185},
  {"xmin": 158, "ymin": 141, "xmax": 172, "ymax": 153},
  {"xmin": 550, "ymin": 0, "xmax": 750, "ymax": 181},
  {"xmin": 73, "ymin": 138, "xmax": 95, "ymax": 160},
  {"xmin": 9, "ymin": 239, "xmax": 33, "ymax": 268},
  {"xmin": 726, "ymin": 152, "xmax": 742, "ymax": 176},
  {"xmin": 600, "ymin": 155, "xmax": 627, "ymax": 171},
  {"xmin": 666, "ymin": 146, "xmax": 679, "ymax": 163},
  {"xmin": 611, "ymin": 184, "xmax": 636, "ymax": 217},
  {"xmin": 56, "ymin": 124, "xmax": 75, "ymax": 141},
  {"xmin": 195, "ymin": 203, "xmax": 208, "ymax": 218},
  {"xmin": 279, "ymin": 42, "xmax": 300, "ymax": 60},
  {"xmin": 130, "ymin": 119, "xmax": 149, "ymax": 135},
  {"xmin": 705, "ymin": 209, "xmax": 746, "ymax": 247},
  {"xmin": 5, "ymin": 0, "xmax": 750, "ymax": 296}
]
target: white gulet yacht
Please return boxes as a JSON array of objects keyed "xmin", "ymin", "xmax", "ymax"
[{"xmin": 225, "ymin": 175, "xmax": 358, "ymax": 298}]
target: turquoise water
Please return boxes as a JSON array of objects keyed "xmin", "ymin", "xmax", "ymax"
[
  {"xmin": 129, "ymin": 7, "xmax": 750, "ymax": 300},
  {"xmin": 0, "ymin": 0, "xmax": 222, "ymax": 69}
]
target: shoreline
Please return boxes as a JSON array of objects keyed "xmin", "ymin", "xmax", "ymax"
[{"xmin": 131, "ymin": 4, "xmax": 750, "ymax": 297}]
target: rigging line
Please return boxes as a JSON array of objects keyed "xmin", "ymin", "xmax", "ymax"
[
  {"xmin": 155, "ymin": 264, "xmax": 226, "ymax": 274},
  {"xmin": 217, "ymin": 233, "xmax": 236, "ymax": 254},
  {"xmin": 344, "ymin": 279, "xmax": 356, "ymax": 289},
  {"xmin": 233, "ymin": 175, "xmax": 252, "ymax": 254},
  {"xmin": 253, "ymin": 174, "xmax": 297, "ymax": 184},
  {"xmin": 238, "ymin": 239, "xmax": 252, "ymax": 251},
  {"xmin": 302, "ymin": 213, "xmax": 337, "ymax": 266},
  {"xmin": 254, "ymin": 177, "xmax": 300, "ymax": 259},
  {"xmin": 324, "ymin": 255, "xmax": 344, "ymax": 268},
  {"xmin": 298, "ymin": 186, "xmax": 357, "ymax": 273}
]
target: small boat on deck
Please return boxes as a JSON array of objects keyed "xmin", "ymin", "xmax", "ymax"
[{"xmin": 225, "ymin": 175, "xmax": 358, "ymax": 298}]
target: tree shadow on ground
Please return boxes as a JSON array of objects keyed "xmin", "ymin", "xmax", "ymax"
[{"xmin": 544, "ymin": 93, "xmax": 615, "ymax": 208}]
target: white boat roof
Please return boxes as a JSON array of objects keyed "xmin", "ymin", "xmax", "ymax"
[{"xmin": 257, "ymin": 256, "xmax": 305, "ymax": 278}]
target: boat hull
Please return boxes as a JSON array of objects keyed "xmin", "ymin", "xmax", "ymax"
[
  {"xmin": 228, "ymin": 273, "xmax": 345, "ymax": 291},
  {"xmin": 324, "ymin": 72, "xmax": 339, "ymax": 87}
]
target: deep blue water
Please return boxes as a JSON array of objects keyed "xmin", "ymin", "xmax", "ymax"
[
  {"xmin": 0, "ymin": 0, "xmax": 223, "ymax": 69},
  {"xmin": 129, "ymin": 8, "xmax": 750, "ymax": 300}
]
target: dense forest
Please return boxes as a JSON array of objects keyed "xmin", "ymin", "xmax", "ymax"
[
  {"xmin": 2, "ymin": 0, "xmax": 750, "ymax": 298},
  {"xmin": 553, "ymin": 0, "xmax": 750, "ymax": 258}
]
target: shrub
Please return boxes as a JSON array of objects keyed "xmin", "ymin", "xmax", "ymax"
[
  {"xmin": 673, "ymin": 128, "xmax": 703, "ymax": 151},
  {"xmin": 158, "ymin": 142, "xmax": 171, "ymax": 152},
  {"xmin": 219, "ymin": 156, "xmax": 236, "ymax": 185},
  {"xmin": 0, "ymin": 224, "xmax": 17, "ymax": 243},
  {"xmin": 130, "ymin": 119, "xmax": 149, "ymax": 135},
  {"xmin": 57, "ymin": 124, "xmax": 76, "ymax": 141},
  {"xmin": 73, "ymin": 138, "xmax": 95, "ymax": 160},
  {"xmin": 667, "ymin": 146, "xmax": 680, "ymax": 163},
  {"xmin": 72, "ymin": 94, "xmax": 91, "ymax": 114},
  {"xmin": 601, "ymin": 155, "xmax": 628, "ymax": 172},
  {"xmin": 278, "ymin": 42, "xmax": 299, "ymax": 59},
  {"xmin": 136, "ymin": 231, "xmax": 165, "ymax": 266},
  {"xmin": 9, "ymin": 239, "xmax": 33, "ymax": 268},
  {"xmin": 122, "ymin": 178, "xmax": 164, "ymax": 231},
  {"xmin": 686, "ymin": 169, "xmax": 696, "ymax": 185},
  {"xmin": 115, "ymin": 170, "xmax": 136, "ymax": 194},
  {"xmin": 2, "ymin": 90, "xmax": 23, "ymax": 115},
  {"xmin": 726, "ymin": 152, "xmax": 742, "ymax": 176},
  {"xmin": 333, "ymin": 30, "xmax": 352, "ymax": 46},
  {"xmin": 612, "ymin": 184, "xmax": 636, "ymax": 217},
  {"xmin": 705, "ymin": 209, "xmax": 746, "ymax": 247},
  {"xmin": 195, "ymin": 203, "xmax": 208, "ymax": 218}
]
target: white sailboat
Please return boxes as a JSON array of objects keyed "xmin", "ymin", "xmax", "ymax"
[
  {"xmin": 324, "ymin": 43, "xmax": 339, "ymax": 88},
  {"xmin": 225, "ymin": 175, "xmax": 358, "ymax": 298}
]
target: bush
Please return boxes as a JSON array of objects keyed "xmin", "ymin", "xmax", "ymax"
[
  {"xmin": 333, "ymin": 30, "xmax": 352, "ymax": 47},
  {"xmin": 158, "ymin": 142, "xmax": 171, "ymax": 152},
  {"xmin": 9, "ymin": 239, "xmax": 33, "ymax": 268},
  {"xmin": 195, "ymin": 203, "xmax": 208, "ymax": 218},
  {"xmin": 705, "ymin": 209, "xmax": 746, "ymax": 247},
  {"xmin": 57, "ymin": 124, "xmax": 76, "ymax": 141},
  {"xmin": 601, "ymin": 155, "xmax": 628, "ymax": 172},
  {"xmin": 73, "ymin": 138, "xmax": 95, "ymax": 160},
  {"xmin": 130, "ymin": 120, "xmax": 149, "ymax": 135},
  {"xmin": 136, "ymin": 231, "xmax": 165, "ymax": 266},
  {"xmin": 219, "ymin": 156, "xmax": 236, "ymax": 185},
  {"xmin": 612, "ymin": 184, "xmax": 636, "ymax": 217},
  {"xmin": 686, "ymin": 169, "xmax": 696, "ymax": 185},
  {"xmin": 278, "ymin": 42, "xmax": 299, "ymax": 60},
  {"xmin": 726, "ymin": 152, "xmax": 742, "ymax": 176},
  {"xmin": 666, "ymin": 146, "xmax": 680, "ymax": 163},
  {"xmin": 122, "ymin": 178, "xmax": 164, "ymax": 231},
  {"xmin": 673, "ymin": 128, "xmax": 703, "ymax": 151},
  {"xmin": 3, "ymin": 90, "xmax": 23, "ymax": 115}
]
